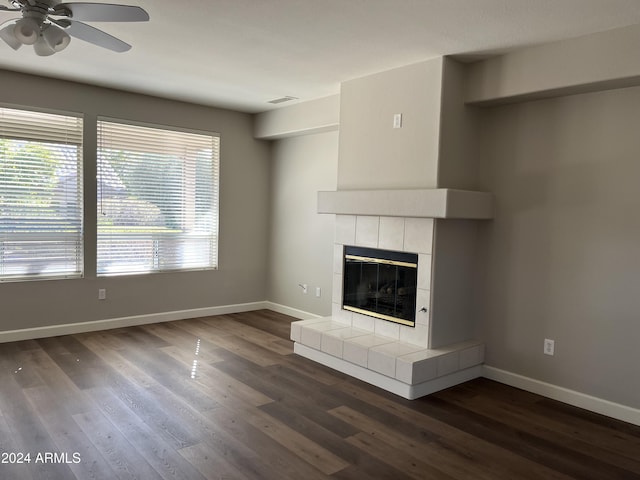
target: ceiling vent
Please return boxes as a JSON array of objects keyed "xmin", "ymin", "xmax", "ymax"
[{"xmin": 268, "ymin": 96, "xmax": 298, "ymax": 104}]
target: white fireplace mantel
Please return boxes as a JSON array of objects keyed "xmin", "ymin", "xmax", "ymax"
[{"xmin": 318, "ymin": 188, "xmax": 494, "ymax": 219}]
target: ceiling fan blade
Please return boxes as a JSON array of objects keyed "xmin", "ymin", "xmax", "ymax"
[
  {"xmin": 53, "ymin": 3, "xmax": 149, "ymax": 22},
  {"xmin": 53, "ymin": 19, "xmax": 131, "ymax": 52}
]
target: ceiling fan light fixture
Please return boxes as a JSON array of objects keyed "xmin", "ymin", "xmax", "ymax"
[
  {"xmin": 14, "ymin": 16, "xmax": 40, "ymax": 45},
  {"xmin": 34, "ymin": 34, "xmax": 55, "ymax": 56},
  {"xmin": 0, "ymin": 23, "xmax": 22, "ymax": 50},
  {"xmin": 43, "ymin": 24, "xmax": 70, "ymax": 52}
]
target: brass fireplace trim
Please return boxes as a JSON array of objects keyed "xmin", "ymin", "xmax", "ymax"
[
  {"xmin": 343, "ymin": 305, "xmax": 415, "ymax": 326},
  {"xmin": 344, "ymin": 254, "xmax": 417, "ymax": 269}
]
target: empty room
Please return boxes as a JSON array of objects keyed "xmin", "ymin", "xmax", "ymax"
[{"xmin": 1, "ymin": 1, "xmax": 639, "ymax": 479}]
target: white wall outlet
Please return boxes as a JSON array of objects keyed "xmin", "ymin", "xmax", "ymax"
[
  {"xmin": 393, "ymin": 113, "xmax": 403, "ymax": 129},
  {"xmin": 544, "ymin": 338, "xmax": 555, "ymax": 356},
  {"xmin": 315, "ymin": 287, "xmax": 321, "ymax": 298},
  {"xmin": 98, "ymin": 288, "xmax": 107, "ymax": 300}
]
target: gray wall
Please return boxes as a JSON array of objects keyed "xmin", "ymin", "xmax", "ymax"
[
  {"xmin": 0, "ymin": 70, "xmax": 270, "ymax": 331},
  {"xmin": 267, "ymin": 131, "xmax": 338, "ymax": 315},
  {"xmin": 437, "ymin": 57, "xmax": 480, "ymax": 190},
  {"xmin": 430, "ymin": 219, "xmax": 479, "ymax": 348},
  {"xmin": 428, "ymin": 58, "xmax": 482, "ymax": 348},
  {"xmin": 254, "ymin": 95, "xmax": 340, "ymax": 139},
  {"xmin": 337, "ymin": 58, "xmax": 443, "ymax": 190},
  {"xmin": 476, "ymin": 85, "xmax": 640, "ymax": 408},
  {"xmin": 466, "ymin": 23, "xmax": 640, "ymax": 105}
]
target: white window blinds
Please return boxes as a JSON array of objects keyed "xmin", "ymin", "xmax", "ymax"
[
  {"xmin": 97, "ymin": 119, "xmax": 219, "ymax": 276},
  {"xmin": 0, "ymin": 107, "xmax": 84, "ymax": 282}
]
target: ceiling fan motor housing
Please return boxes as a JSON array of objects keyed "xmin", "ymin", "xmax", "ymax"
[{"xmin": 14, "ymin": 12, "xmax": 46, "ymax": 45}]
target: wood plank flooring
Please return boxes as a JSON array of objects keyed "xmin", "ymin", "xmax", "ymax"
[{"xmin": 0, "ymin": 309, "xmax": 638, "ymax": 479}]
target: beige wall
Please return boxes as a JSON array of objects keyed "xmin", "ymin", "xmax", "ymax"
[
  {"xmin": 338, "ymin": 58, "xmax": 443, "ymax": 190},
  {"xmin": 267, "ymin": 131, "xmax": 338, "ymax": 316},
  {"xmin": 437, "ymin": 58, "xmax": 480, "ymax": 190},
  {"xmin": 430, "ymin": 219, "xmax": 479, "ymax": 348},
  {"xmin": 254, "ymin": 95, "xmax": 340, "ymax": 140},
  {"xmin": 466, "ymin": 23, "xmax": 640, "ymax": 105},
  {"xmin": 0, "ymin": 70, "xmax": 271, "ymax": 331},
  {"xmin": 476, "ymin": 85, "xmax": 640, "ymax": 408}
]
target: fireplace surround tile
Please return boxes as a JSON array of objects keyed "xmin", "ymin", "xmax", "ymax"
[
  {"xmin": 404, "ymin": 218, "xmax": 434, "ymax": 254},
  {"xmin": 417, "ymin": 254, "xmax": 432, "ymax": 291},
  {"xmin": 400, "ymin": 323, "xmax": 428, "ymax": 346},
  {"xmin": 378, "ymin": 216, "xmax": 405, "ymax": 251},
  {"xmin": 332, "ymin": 273, "xmax": 343, "ymax": 305},
  {"xmin": 351, "ymin": 311, "xmax": 375, "ymax": 331},
  {"xmin": 335, "ymin": 215, "xmax": 356, "ymax": 244},
  {"xmin": 374, "ymin": 317, "xmax": 401, "ymax": 339},
  {"xmin": 415, "ymin": 288, "xmax": 431, "ymax": 326},
  {"xmin": 333, "ymin": 244, "xmax": 344, "ymax": 274},
  {"xmin": 332, "ymin": 302, "xmax": 353, "ymax": 325},
  {"xmin": 333, "ymin": 214, "xmax": 433, "ymax": 348},
  {"xmin": 355, "ymin": 216, "xmax": 380, "ymax": 247}
]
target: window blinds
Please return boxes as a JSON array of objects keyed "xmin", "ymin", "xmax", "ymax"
[
  {"xmin": 0, "ymin": 107, "xmax": 84, "ymax": 281},
  {"xmin": 96, "ymin": 119, "xmax": 219, "ymax": 276}
]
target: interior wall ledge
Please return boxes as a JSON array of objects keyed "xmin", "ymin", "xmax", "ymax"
[{"xmin": 317, "ymin": 188, "xmax": 494, "ymax": 220}]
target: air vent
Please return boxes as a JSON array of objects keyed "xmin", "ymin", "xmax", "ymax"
[{"xmin": 268, "ymin": 96, "xmax": 298, "ymax": 104}]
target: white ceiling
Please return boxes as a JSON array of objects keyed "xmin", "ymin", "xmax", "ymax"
[{"xmin": 2, "ymin": 0, "xmax": 640, "ymax": 113}]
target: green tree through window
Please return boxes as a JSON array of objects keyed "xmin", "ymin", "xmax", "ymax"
[
  {"xmin": 97, "ymin": 119, "xmax": 219, "ymax": 275},
  {"xmin": 0, "ymin": 107, "xmax": 83, "ymax": 281}
]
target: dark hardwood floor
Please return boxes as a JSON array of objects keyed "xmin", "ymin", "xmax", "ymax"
[{"xmin": 0, "ymin": 310, "xmax": 638, "ymax": 479}]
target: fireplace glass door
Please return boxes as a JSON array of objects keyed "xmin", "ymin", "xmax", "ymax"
[{"xmin": 342, "ymin": 246, "xmax": 418, "ymax": 327}]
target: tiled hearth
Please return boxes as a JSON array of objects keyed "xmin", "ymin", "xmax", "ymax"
[
  {"xmin": 290, "ymin": 211, "xmax": 486, "ymax": 399},
  {"xmin": 291, "ymin": 317, "xmax": 484, "ymax": 399}
]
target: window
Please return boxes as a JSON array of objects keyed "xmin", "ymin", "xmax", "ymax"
[
  {"xmin": 97, "ymin": 119, "xmax": 219, "ymax": 276},
  {"xmin": 0, "ymin": 107, "xmax": 83, "ymax": 282}
]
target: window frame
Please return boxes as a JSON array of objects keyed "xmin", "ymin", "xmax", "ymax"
[
  {"xmin": 0, "ymin": 104, "xmax": 84, "ymax": 283},
  {"xmin": 95, "ymin": 117, "xmax": 220, "ymax": 277}
]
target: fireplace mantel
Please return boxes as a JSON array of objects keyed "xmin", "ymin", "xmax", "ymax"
[{"xmin": 318, "ymin": 188, "xmax": 494, "ymax": 219}]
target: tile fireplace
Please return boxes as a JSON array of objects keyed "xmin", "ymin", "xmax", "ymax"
[{"xmin": 291, "ymin": 189, "xmax": 493, "ymax": 399}]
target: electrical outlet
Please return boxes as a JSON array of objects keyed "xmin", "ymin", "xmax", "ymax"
[
  {"xmin": 98, "ymin": 288, "xmax": 106, "ymax": 300},
  {"xmin": 393, "ymin": 113, "xmax": 402, "ymax": 129},
  {"xmin": 544, "ymin": 338, "xmax": 555, "ymax": 356},
  {"xmin": 315, "ymin": 287, "xmax": 321, "ymax": 298}
]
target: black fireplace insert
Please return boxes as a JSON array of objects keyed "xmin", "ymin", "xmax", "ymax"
[{"xmin": 342, "ymin": 246, "xmax": 417, "ymax": 327}]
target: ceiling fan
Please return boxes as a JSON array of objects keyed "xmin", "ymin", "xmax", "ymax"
[{"xmin": 0, "ymin": 0, "xmax": 149, "ymax": 56}]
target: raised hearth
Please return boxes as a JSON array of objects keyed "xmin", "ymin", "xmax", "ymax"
[
  {"xmin": 290, "ymin": 188, "xmax": 493, "ymax": 399},
  {"xmin": 291, "ymin": 317, "xmax": 484, "ymax": 399}
]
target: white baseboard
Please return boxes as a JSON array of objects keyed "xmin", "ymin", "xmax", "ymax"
[
  {"xmin": 0, "ymin": 301, "xmax": 269, "ymax": 344},
  {"xmin": 483, "ymin": 365, "xmax": 640, "ymax": 427},
  {"xmin": 263, "ymin": 301, "xmax": 322, "ymax": 320}
]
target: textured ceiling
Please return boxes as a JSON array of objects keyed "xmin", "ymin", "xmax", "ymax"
[{"xmin": 2, "ymin": 0, "xmax": 640, "ymax": 113}]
